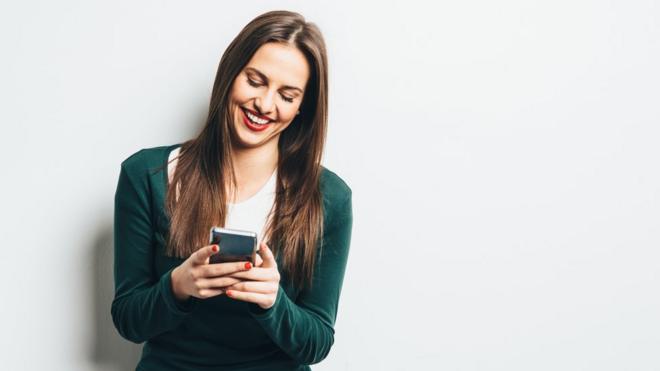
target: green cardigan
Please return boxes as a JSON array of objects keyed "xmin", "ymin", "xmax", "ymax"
[{"xmin": 111, "ymin": 143, "xmax": 353, "ymax": 371}]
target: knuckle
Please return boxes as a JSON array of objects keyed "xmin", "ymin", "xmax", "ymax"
[
  {"xmin": 191, "ymin": 251, "xmax": 200, "ymax": 261},
  {"xmin": 190, "ymin": 270, "xmax": 199, "ymax": 280}
]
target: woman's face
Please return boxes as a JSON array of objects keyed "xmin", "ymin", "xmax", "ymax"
[{"xmin": 229, "ymin": 42, "xmax": 310, "ymax": 149}]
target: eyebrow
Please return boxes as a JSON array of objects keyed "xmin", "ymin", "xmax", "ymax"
[{"xmin": 245, "ymin": 67, "xmax": 304, "ymax": 94}]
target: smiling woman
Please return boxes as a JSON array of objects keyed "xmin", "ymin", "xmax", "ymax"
[
  {"xmin": 110, "ymin": 9, "xmax": 352, "ymax": 371},
  {"xmin": 230, "ymin": 43, "xmax": 308, "ymax": 141}
]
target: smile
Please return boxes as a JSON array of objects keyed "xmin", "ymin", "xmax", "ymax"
[
  {"xmin": 241, "ymin": 107, "xmax": 272, "ymax": 132},
  {"xmin": 242, "ymin": 108, "xmax": 272, "ymax": 125}
]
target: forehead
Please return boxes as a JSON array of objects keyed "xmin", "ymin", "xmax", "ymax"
[{"xmin": 244, "ymin": 42, "xmax": 310, "ymax": 90}]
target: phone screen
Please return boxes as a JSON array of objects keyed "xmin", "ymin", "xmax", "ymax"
[{"xmin": 209, "ymin": 227, "xmax": 257, "ymax": 264}]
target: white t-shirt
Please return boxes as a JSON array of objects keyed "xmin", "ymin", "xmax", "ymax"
[{"xmin": 168, "ymin": 147, "xmax": 276, "ymax": 245}]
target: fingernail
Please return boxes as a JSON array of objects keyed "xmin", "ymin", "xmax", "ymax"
[
  {"xmin": 226, "ymin": 290, "xmax": 233, "ymax": 297},
  {"xmin": 212, "ymin": 245, "xmax": 218, "ymax": 252},
  {"xmin": 244, "ymin": 262, "xmax": 252, "ymax": 270}
]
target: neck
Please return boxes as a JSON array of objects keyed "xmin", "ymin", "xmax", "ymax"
[{"xmin": 229, "ymin": 140, "xmax": 278, "ymax": 188}]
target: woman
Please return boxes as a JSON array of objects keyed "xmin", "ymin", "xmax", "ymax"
[{"xmin": 111, "ymin": 10, "xmax": 353, "ymax": 371}]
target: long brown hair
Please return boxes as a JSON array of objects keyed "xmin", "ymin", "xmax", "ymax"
[{"xmin": 163, "ymin": 10, "xmax": 328, "ymax": 289}]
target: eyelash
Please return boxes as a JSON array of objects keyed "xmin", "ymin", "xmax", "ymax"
[{"xmin": 247, "ymin": 78, "xmax": 294, "ymax": 103}]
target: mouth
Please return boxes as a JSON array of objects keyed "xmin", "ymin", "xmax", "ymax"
[{"xmin": 240, "ymin": 107, "xmax": 273, "ymax": 132}]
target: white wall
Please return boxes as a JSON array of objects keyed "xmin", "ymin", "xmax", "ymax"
[{"xmin": 1, "ymin": 1, "xmax": 658, "ymax": 370}]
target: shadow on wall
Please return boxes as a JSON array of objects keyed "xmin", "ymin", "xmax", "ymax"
[
  {"xmin": 88, "ymin": 108, "xmax": 205, "ymax": 369},
  {"xmin": 90, "ymin": 225, "xmax": 142, "ymax": 370}
]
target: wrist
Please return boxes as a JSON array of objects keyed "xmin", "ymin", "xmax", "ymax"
[{"xmin": 170, "ymin": 267, "xmax": 190, "ymax": 302}]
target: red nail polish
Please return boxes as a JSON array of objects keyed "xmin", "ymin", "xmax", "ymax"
[
  {"xmin": 244, "ymin": 262, "xmax": 252, "ymax": 270},
  {"xmin": 212, "ymin": 245, "xmax": 218, "ymax": 252},
  {"xmin": 226, "ymin": 290, "xmax": 233, "ymax": 297}
]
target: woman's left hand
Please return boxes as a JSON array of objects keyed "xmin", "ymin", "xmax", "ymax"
[{"xmin": 225, "ymin": 242, "xmax": 280, "ymax": 310}]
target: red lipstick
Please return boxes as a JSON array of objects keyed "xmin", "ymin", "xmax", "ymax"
[
  {"xmin": 241, "ymin": 107, "xmax": 271, "ymax": 132},
  {"xmin": 245, "ymin": 108, "xmax": 273, "ymax": 121}
]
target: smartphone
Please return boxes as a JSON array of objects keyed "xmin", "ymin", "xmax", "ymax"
[{"xmin": 208, "ymin": 226, "xmax": 258, "ymax": 265}]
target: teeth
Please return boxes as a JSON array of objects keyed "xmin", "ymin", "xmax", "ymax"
[{"xmin": 245, "ymin": 109, "xmax": 270, "ymax": 125}]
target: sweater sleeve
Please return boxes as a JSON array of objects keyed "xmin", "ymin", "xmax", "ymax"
[
  {"xmin": 111, "ymin": 155, "xmax": 196, "ymax": 344},
  {"xmin": 247, "ymin": 191, "xmax": 353, "ymax": 365}
]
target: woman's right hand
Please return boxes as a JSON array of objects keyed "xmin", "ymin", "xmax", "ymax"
[{"xmin": 170, "ymin": 244, "xmax": 254, "ymax": 301}]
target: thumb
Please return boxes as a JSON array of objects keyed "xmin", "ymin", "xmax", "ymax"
[
  {"xmin": 254, "ymin": 252, "xmax": 264, "ymax": 267},
  {"xmin": 259, "ymin": 242, "xmax": 276, "ymax": 268},
  {"xmin": 193, "ymin": 244, "xmax": 219, "ymax": 265}
]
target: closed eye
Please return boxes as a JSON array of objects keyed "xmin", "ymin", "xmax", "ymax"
[
  {"xmin": 247, "ymin": 78, "xmax": 295, "ymax": 103},
  {"xmin": 247, "ymin": 78, "xmax": 262, "ymax": 87}
]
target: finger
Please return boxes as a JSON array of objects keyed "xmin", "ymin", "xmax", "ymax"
[
  {"xmin": 196, "ymin": 276, "xmax": 243, "ymax": 289},
  {"xmin": 254, "ymin": 253, "xmax": 264, "ymax": 267},
  {"xmin": 199, "ymin": 260, "xmax": 253, "ymax": 277},
  {"xmin": 197, "ymin": 288, "xmax": 225, "ymax": 299},
  {"xmin": 227, "ymin": 267, "xmax": 277, "ymax": 281},
  {"xmin": 225, "ymin": 289, "xmax": 272, "ymax": 308},
  {"xmin": 193, "ymin": 244, "xmax": 219, "ymax": 265},
  {"xmin": 226, "ymin": 281, "xmax": 276, "ymax": 294},
  {"xmin": 258, "ymin": 242, "xmax": 277, "ymax": 269}
]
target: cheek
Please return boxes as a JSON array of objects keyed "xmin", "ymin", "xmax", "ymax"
[
  {"xmin": 230, "ymin": 81, "xmax": 250, "ymax": 102},
  {"xmin": 281, "ymin": 107, "xmax": 299, "ymax": 121}
]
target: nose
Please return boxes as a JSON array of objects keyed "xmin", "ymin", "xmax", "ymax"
[{"xmin": 254, "ymin": 89, "xmax": 276, "ymax": 116}]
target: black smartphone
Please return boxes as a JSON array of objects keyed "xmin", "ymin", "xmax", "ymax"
[{"xmin": 208, "ymin": 227, "xmax": 257, "ymax": 265}]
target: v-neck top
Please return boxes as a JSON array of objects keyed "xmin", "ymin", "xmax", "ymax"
[{"xmin": 112, "ymin": 143, "xmax": 353, "ymax": 371}]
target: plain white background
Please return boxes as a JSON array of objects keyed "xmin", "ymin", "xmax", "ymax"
[{"xmin": 1, "ymin": 1, "xmax": 659, "ymax": 370}]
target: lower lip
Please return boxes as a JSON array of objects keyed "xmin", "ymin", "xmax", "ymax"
[{"xmin": 241, "ymin": 108, "xmax": 271, "ymax": 132}]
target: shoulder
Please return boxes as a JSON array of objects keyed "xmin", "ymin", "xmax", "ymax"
[
  {"xmin": 320, "ymin": 165, "xmax": 352, "ymax": 203},
  {"xmin": 120, "ymin": 144, "xmax": 179, "ymax": 178},
  {"xmin": 320, "ymin": 166, "xmax": 352, "ymax": 226}
]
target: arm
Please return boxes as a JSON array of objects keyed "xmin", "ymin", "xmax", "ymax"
[
  {"xmin": 247, "ymin": 192, "xmax": 353, "ymax": 365},
  {"xmin": 110, "ymin": 157, "xmax": 195, "ymax": 344}
]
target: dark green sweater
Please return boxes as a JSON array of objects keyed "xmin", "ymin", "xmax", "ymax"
[{"xmin": 111, "ymin": 144, "xmax": 353, "ymax": 370}]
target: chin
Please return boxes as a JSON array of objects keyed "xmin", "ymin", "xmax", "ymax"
[{"xmin": 231, "ymin": 122, "xmax": 269, "ymax": 149}]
